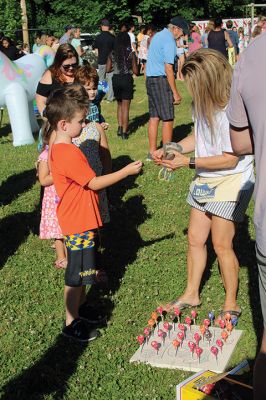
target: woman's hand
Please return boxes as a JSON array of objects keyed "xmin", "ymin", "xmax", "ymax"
[
  {"xmin": 153, "ymin": 148, "xmax": 164, "ymax": 164},
  {"xmin": 161, "ymin": 151, "xmax": 190, "ymax": 170}
]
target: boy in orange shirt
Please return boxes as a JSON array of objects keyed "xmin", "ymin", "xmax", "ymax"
[{"xmin": 47, "ymin": 85, "xmax": 142, "ymax": 342}]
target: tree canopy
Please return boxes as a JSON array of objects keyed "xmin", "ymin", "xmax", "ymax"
[{"xmin": 0, "ymin": 0, "xmax": 253, "ymax": 39}]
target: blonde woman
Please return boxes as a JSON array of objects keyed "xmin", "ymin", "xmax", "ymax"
[{"xmin": 154, "ymin": 49, "xmax": 254, "ymax": 319}]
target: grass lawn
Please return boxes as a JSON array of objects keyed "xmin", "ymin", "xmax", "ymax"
[{"xmin": 0, "ymin": 76, "xmax": 261, "ymax": 399}]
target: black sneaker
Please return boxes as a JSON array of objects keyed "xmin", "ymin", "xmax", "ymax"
[
  {"xmin": 79, "ymin": 303, "xmax": 107, "ymax": 326},
  {"xmin": 62, "ymin": 318, "xmax": 100, "ymax": 342}
]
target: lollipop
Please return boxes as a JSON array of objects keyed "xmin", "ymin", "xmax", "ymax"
[
  {"xmin": 210, "ymin": 346, "xmax": 219, "ymax": 363},
  {"xmin": 151, "ymin": 340, "xmax": 160, "ymax": 354},
  {"xmin": 137, "ymin": 335, "xmax": 145, "ymax": 352},
  {"xmin": 200, "ymin": 324, "xmax": 206, "ymax": 340},
  {"xmin": 151, "ymin": 311, "xmax": 158, "ymax": 321},
  {"xmin": 188, "ymin": 341, "xmax": 196, "ymax": 358},
  {"xmin": 226, "ymin": 322, "xmax": 233, "ymax": 335},
  {"xmin": 148, "ymin": 318, "xmax": 156, "ymax": 335},
  {"xmin": 158, "ymin": 329, "xmax": 166, "ymax": 345},
  {"xmin": 194, "ymin": 332, "xmax": 201, "ymax": 346},
  {"xmin": 143, "ymin": 327, "xmax": 151, "ymax": 344},
  {"xmin": 224, "ymin": 313, "xmax": 231, "ymax": 322},
  {"xmin": 178, "ymin": 323, "xmax": 186, "ymax": 338},
  {"xmin": 203, "ymin": 318, "xmax": 211, "ymax": 328},
  {"xmin": 221, "ymin": 330, "xmax": 228, "ymax": 342},
  {"xmin": 216, "ymin": 339, "xmax": 223, "ymax": 352},
  {"xmin": 177, "ymin": 331, "xmax": 184, "ymax": 346},
  {"xmin": 185, "ymin": 316, "xmax": 192, "ymax": 331},
  {"xmin": 157, "ymin": 306, "xmax": 164, "ymax": 322},
  {"xmin": 191, "ymin": 309, "xmax": 197, "ymax": 324},
  {"xmin": 172, "ymin": 339, "xmax": 180, "ymax": 356},
  {"xmin": 208, "ymin": 311, "xmax": 215, "ymax": 326},
  {"xmin": 231, "ymin": 316, "xmax": 238, "ymax": 327},
  {"xmin": 174, "ymin": 307, "xmax": 181, "ymax": 323},
  {"xmin": 163, "ymin": 321, "xmax": 172, "ymax": 338},
  {"xmin": 205, "ymin": 329, "xmax": 212, "ymax": 346},
  {"xmin": 195, "ymin": 346, "xmax": 203, "ymax": 363},
  {"xmin": 169, "ymin": 313, "xmax": 177, "ymax": 331},
  {"xmin": 219, "ymin": 319, "xmax": 226, "ymax": 329}
]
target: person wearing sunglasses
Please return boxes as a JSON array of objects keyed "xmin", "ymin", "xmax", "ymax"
[{"xmin": 36, "ymin": 43, "xmax": 79, "ymax": 116}]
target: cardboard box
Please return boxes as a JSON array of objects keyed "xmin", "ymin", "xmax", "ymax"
[{"xmin": 176, "ymin": 360, "xmax": 252, "ymax": 399}]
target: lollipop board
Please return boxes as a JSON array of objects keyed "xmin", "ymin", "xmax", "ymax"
[{"xmin": 130, "ymin": 324, "xmax": 243, "ymax": 373}]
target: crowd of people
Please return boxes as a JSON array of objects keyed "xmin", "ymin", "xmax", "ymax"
[{"xmin": 1, "ymin": 14, "xmax": 266, "ymax": 398}]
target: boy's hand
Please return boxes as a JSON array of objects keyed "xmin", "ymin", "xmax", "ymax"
[
  {"xmin": 123, "ymin": 160, "xmax": 143, "ymax": 176},
  {"xmin": 101, "ymin": 122, "xmax": 109, "ymax": 130}
]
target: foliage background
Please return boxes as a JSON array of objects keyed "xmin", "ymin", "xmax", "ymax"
[{"xmin": 0, "ymin": 0, "xmax": 254, "ymax": 40}]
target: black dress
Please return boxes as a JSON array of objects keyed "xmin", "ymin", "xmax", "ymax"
[{"xmin": 208, "ymin": 30, "xmax": 228, "ymax": 59}]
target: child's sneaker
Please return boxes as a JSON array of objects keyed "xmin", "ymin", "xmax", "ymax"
[
  {"xmin": 62, "ymin": 318, "xmax": 100, "ymax": 342},
  {"xmin": 79, "ymin": 303, "xmax": 107, "ymax": 326}
]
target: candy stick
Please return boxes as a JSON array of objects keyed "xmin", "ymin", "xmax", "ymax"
[
  {"xmin": 200, "ymin": 324, "xmax": 206, "ymax": 341},
  {"xmin": 210, "ymin": 346, "xmax": 219, "ymax": 364},
  {"xmin": 177, "ymin": 331, "xmax": 184, "ymax": 347},
  {"xmin": 151, "ymin": 340, "xmax": 160, "ymax": 355},
  {"xmin": 204, "ymin": 329, "xmax": 212, "ymax": 346},
  {"xmin": 221, "ymin": 330, "xmax": 228, "ymax": 342},
  {"xmin": 172, "ymin": 339, "xmax": 180, "ymax": 356},
  {"xmin": 208, "ymin": 311, "xmax": 215, "ymax": 326},
  {"xmin": 185, "ymin": 316, "xmax": 192, "ymax": 331},
  {"xmin": 216, "ymin": 339, "xmax": 223, "ymax": 353},
  {"xmin": 191, "ymin": 309, "xmax": 197, "ymax": 325},
  {"xmin": 158, "ymin": 329, "xmax": 166, "ymax": 345},
  {"xmin": 137, "ymin": 335, "xmax": 145, "ymax": 352},
  {"xmin": 163, "ymin": 321, "xmax": 172, "ymax": 338},
  {"xmin": 143, "ymin": 327, "xmax": 151, "ymax": 344},
  {"xmin": 169, "ymin": 313, "xmax": 177, "ymax": 331},
  {"xmin": 188, "ymin": 341, "xmax": 196, "ymax": 358},
  {"xmin": 156, "ymin": 306, "xmax": 164, "ymax": 323},
  {"xmin": 148, "ymin": 318, "xmax": 156, "ymax": 335},
  {"xmin": 194, "ymin": 332, "xmax": 201, "ymax": 346},
  {"xmin": 174, "ymin": 307, "xmax": 181, "ymax": 323},
  {"xmin": 195, "ymin": 346, "xmax": 203, "ymax": 364}
]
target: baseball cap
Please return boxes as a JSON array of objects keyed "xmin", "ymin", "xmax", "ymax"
[
  {"xmin": 170, "ymin": 16, "xmax": 189, "ymax": 35},
  {"xmin": 101, "ymin": 19, "xmax": 110, "ymax": 27}
]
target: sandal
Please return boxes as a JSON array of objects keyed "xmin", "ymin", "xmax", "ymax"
[
  {"xmin": 164, "ymin": 299, "xmax": 202, "ymax": 312},
  {"xmin": 54, "ymin": 259, "xmax": 67, "ymax": 269},
  {"xmin": 216, "ymin": 308, "xmax": 242, "ymax": 321}
]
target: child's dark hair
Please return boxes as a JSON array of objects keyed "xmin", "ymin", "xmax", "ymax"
[
  {"xmin": 45, "ymin": 84, "xmax": 89, "ymax": 130},
  {"xmin": 74, "ymin": 64, "xmax": 99, "ymax": 87},
  {"xmin": 41, "ymin": 120, "xmax": 53, "ymax": 149}
]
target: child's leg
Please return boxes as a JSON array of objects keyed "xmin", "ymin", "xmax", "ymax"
[
  {"xmin": 64, "ymin": 285, "xmax": 84, "ymax": 326},
  {"xmin": 121, "ymin": 99, "xmax": 131, "ymax": 133},
  {"xmin": 117, "ymin": 100, "xmax": 122, "ymax": 128}
]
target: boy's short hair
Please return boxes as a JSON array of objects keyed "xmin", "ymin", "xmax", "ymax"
[
  {"xmin": 45, "ymin": 84, "xmax": 89, "ymax": 130},
  {"xmin": 74, "ymin": 65, "xmax": 99, "ymax": 87}
]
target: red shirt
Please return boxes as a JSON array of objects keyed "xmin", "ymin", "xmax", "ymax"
[{"xmin": 50, "ymin": 143, "xmax": 102, "ymax": 235}]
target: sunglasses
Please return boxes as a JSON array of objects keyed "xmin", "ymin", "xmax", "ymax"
[{"xmin": 62, "ymin": 63, "xmax": 78, "ymax": 71}]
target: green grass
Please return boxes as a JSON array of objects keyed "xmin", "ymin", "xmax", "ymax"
[{"xmin": 0, "ymin": 76, "xmax": 260, "ymax": 399}]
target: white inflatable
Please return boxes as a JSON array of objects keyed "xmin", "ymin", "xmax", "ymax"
[{"xmin": 0, "ymin": 46, "xmax": 55, "ymax": 146}]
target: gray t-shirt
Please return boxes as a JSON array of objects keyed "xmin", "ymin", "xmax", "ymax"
[{"xmin": 227, "ymin": 32, "xmax": 266, "ymax": 254}]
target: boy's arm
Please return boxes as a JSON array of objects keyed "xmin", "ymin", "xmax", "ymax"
[{"xmin": 88, "ymin": 161, "xmax": 142, "ymax": 191}]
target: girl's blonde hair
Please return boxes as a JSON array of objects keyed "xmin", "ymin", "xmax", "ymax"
[{"xmin": 181, "ymin": 48, "xmax": 232, "ymax": 138}]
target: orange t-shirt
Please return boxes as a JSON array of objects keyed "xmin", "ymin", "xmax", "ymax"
[{"xmin": 50, "ymin": 143, "xmax": 102, "ymax": 235}]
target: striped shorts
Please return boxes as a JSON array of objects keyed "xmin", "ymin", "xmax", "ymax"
[
  {"xmin": 146, "ymin": 76, "xmax": 174, "ymax": 121},
  {"xmin": 187, "ymin": 186, "xmax": 254, "ymax": 222}
]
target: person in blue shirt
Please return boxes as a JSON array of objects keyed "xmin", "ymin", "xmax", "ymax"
[{"xmin": 145, "ymin": 16, "xmax": 189, "ymax": 160}]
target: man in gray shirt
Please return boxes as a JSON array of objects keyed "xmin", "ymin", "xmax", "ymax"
[{"xmin": 227, "ymin": 32, "xmax": 266, "ymax": 400}]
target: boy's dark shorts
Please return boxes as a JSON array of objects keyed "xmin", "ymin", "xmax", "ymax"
[
  {"xmin": 64, "ymin": 230, "xmax": 97, "ymax": 287},
  {"xmin": 146, "ymin": 76, "xmax": 174, "ymax": 121}
]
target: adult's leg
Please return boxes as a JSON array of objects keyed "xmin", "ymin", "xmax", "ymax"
[
  {"xmin": 162, "ymin": 120, "xmax": 173, "ymax": 145},
  {"xmin": 106, "ymin": 71, "xmax": 114, "ymax": 101},
  {"xmin": 121, "ymin": 99, "xmax": 131, "ymax": 133},
  {"xmin": 254, "ymin": 246, "xmax": 266, "ymax": 400},
  {"xmin": 176, "ymin": 207, "xmax": 212, "ymax": 306},
  {"xmin": 211, "ymin": 216, "xmax": 239, "ymax": 311},
  {"xmin": 98, "ymin": 64, "xmax": 106, "ymax": 82},
  {"xmin": 148, "ymin": 117, "xmax": 160, "ymax": 154}
]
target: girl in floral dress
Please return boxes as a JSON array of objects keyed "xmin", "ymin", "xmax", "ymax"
[{"xmin": 37, "ymin": 123, "xmax": 67, "ymax": 269}]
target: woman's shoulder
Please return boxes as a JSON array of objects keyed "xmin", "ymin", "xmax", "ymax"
[{"xmin": 40, "ymin": 69, "xmax": 53, "ymax": 84}]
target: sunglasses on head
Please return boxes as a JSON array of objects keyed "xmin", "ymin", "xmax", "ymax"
[{"xmin": 62, "ymin": 62, "xmax": 78, "ymax": 71}]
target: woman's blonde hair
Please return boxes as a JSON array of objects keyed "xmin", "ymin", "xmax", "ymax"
[{"xmin": 181, "ymin": 48, "xmax": 232, "ymax": 138}]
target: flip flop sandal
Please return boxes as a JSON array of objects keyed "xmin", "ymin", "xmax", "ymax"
[
  {"xmin": 158, "ymin": 167, "xmax": 173, "ymax": 181},
  {"xmin": 217, "ymin": 309, "xmax": 242, "ymax": 320},
  {"xmin": 165, "ymin": 299, "xmax": 202, "ymax": 311},
  {"xmin": 54, "ymin": 259, "xmax": 67, "ymax": 269}
]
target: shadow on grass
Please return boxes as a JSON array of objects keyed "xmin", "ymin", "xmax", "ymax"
[
  {"xmin": 0, "ymin": 336, "xmax": 87, "ymax": 400},
  {"xmin": 1, "ymin": 155, "xmax": 174, "ymax": 399},
  {"xmin": 0, "ymin": 122, "xmax": 11, "ymax": 138},
  {"xmin": 172, "ymin": 122, "xmax": 193, "ymax": 142},
  {"xmin": 128, "ymin": 112, "xmax": 149, "ymax": 135},
  {"xmin": 0, "ymin": 168, "xmax": 36, "ymax": 206}
]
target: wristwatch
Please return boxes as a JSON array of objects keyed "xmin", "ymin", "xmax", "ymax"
[{"xmin": 189, "ymin": 157, "xmax": 196, "ymax": 169}]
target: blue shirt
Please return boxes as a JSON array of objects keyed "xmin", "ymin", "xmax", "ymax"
[{"xmin": 146, "ymin": 28, "xmax": 177, "ymax": 77}]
